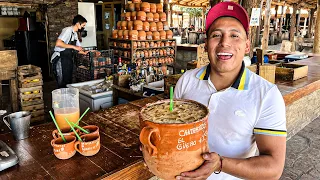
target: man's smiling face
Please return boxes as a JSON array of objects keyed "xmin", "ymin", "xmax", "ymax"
[{"xmin": 206, "ymin": 17, "xmax": 250, "ymax": 74}]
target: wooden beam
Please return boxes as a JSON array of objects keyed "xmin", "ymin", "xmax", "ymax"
[
  {"xmin": 278, "ymin": 4, "xmax": 286, "ymax": 40},
  {"xmin": 172, "ymin": 3, "xmax": 206, "ymax": 8},
  {"xmin": 307, "ymin": 8, "xmax": 315, "ymax": 38},
  {"xmin": 313, "ymin": 0, "xmax": 320, "ymax": 53},
  {"xmin": 262, "ymin": 0, "xmax": 272, "ymax": 50},
  {"xmin": 289, "ymin": 4, "xmax": 298, "ymax": 43},
  {"xmin": 296, "ymin": 9, "xmax": 301, "ymax": 36},
  {"xmin": 242, "ymin": 0, "xmax": 260, "ymax": 57}
]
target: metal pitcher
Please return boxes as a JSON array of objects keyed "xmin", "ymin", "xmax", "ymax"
[{"xmin": 3, "ymin": 111, "xmax": 31, "ymax": 140}]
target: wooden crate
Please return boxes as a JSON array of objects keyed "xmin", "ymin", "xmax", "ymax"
[
  {"xmin": 276, "ymin": 63, "xmax": 308, "ymax": 81},
  {"xmin": 0, "ymin": 50, "xmax": 18, "ymax": 71},
  {"xmin": 19, "ymin": 86, "xmax": 43, "ymax": 99},
  {"xmin": 259, "ymin": 65, "xmax": 276, "ymax": 84},
  {"xmin": 18, "ymin": 65, "xmax": 43, "ymax": 88},
  {"xmin": 20, "ymin": 96, "xmax": 44, "ymax": 107},
  {"xmin": 21, "ymin": 103, "xmax": 44, "ymax": 111},
  {"xmin": 31, "ymin": 115, "xmax": 45, "ymax": 123}
]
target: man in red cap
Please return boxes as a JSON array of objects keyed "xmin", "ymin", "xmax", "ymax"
[{"xmin": 174, "ymin": 2, "xmax": 286, "ymax": 180}]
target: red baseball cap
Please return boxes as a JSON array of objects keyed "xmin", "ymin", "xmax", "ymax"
[{"xmin": 205, "ymin": 2, "xmax": 249, "ymax": 34}]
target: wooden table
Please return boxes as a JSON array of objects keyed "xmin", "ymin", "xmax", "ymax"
[
  {"xmin": 1, "ymin": 57, "xmax": 320, "ymax": 179},
  {"xmin": 112, "ymin": 85, "xmax": 144, "ymax": 105}
]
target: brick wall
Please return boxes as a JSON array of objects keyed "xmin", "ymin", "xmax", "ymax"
[{"xmin": 3, "ymin": 0, "xmax": 78, "ymax": 54}]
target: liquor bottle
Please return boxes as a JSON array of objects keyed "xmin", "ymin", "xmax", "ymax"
[{"xmin": 117, "ymin": 57, "xmax": 123, "ymax": 75}]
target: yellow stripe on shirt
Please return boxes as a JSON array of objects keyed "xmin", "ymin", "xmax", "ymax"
[
  {"xmin": 199, "ymin": 68, "xmax": 207, "ymax": 80},
  {"xmin": 238, "ymin": 69, "xmax": 247, "ymax": 90},
  {"xmin": 254, "ymin": 129, "xmax": 287, "ymax": 136}
]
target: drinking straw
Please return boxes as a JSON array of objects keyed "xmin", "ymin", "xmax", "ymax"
[
  {"xmin": 75, "ymin": 107, "xmax": 90, "ymax": 125},
  {"xmin": 65, "ymin": 118, "xmax": 83, "ymax": 142},
  {"xmin": 70, "ymin": 121, "xmax": 89, "ymax": 134},
  {"xmin": 170, "ymin": 86, "xmax": 174, "ymax": 112},
  {"xmin": 49, "ymin": 111, "xmax": 66, "ymax": 143}
]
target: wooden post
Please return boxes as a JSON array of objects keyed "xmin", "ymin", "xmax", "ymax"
[
  {"xmin": 261, "ymin": 0, "xmax": 272, "ymax": 50},
  {"xmin": 170, "ymin": 4, "xmax": 173, "ymax": 27},
  {"xmin": 163, "ymin": 0, "xmax": 169, "ymax": 22},
  {"xmin": 307, "ymin": 8, "xmax": 315, "ymax": 38},
  {"xmin": 242, "ymin": 0, "xmax": 260, "ymax": 57},
  {"xmin": 202, "ymin": 7, "xmax": 205, "ymax": 30},
  {"xmin": 313, "ymin": 1, "xmax": 320, "ymax": 53},
  {"xmin": 274, "ymin": 5, "xmax": 279, "ymax": 30},
  {"xmin": 278, "ymin": 5, "xmax": 285, "ymax": 40},
  {"xmin": 290, "ymin": 4, "xmax": 298, "ymax": 42},
  {"xmin": 296, "ymin": 9, "xmax": 301, "ymax": 36},
  {"xmin": 255, "ymin": 0, "xmax": 265, "ymax": 47}
]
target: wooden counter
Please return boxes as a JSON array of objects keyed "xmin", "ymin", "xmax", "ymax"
[{"xmin": 1, "ymin": 57, "xmax": 320, "ymax": 179}]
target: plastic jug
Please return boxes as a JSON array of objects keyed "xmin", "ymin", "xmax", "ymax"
[{"xmin": 52, "ymin": 88, "xmax": 80, "ymax": 129}]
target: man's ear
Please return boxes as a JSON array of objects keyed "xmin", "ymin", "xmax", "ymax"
[
  {"xmin": 245, "ymin": 38, "xmax": 250, "ymax": 54},
  {"xmin": 204, "ymin": 38, "xmax": 208, "ymax": 52}
]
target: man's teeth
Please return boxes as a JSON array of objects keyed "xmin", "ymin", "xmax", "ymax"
[{"xmin": 217, "ymin": 52, "xmax": 233, "ymax": 56}]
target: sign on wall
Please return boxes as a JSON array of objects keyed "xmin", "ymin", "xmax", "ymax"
[{"xmin": 249, "ymin": 8, "xmax": 261, "ymax": 26}]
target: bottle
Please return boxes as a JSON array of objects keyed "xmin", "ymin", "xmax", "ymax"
[{"xmin": 117, "ymin": 57, "xmax": 123, "ymax": 75}]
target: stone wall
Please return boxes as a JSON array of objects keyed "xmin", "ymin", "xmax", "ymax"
[{"xmin": 3, "ymin": 0, "xmax": 78, "ymax": 54}]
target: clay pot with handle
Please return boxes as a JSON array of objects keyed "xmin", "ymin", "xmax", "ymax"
[
  {"xmin": 51, "ymin": 135, "xmax": 76, "ymax": 160},
  {"xmin": 75, "ymin": 134, "xmax": 100, "ymax": 156},
  {"xmin": 52, "ymin": 127, "xmax": 80, "ymax": 139},
  {"xmin": 139, "ymin": 99, "xmax": 209, "ymax": 180}
]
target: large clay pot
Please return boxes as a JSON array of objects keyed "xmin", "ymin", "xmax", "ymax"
[
  {"xmin": 51, "ymin": 135, "xmax": 76, "ymax": 160},
  {"xmin": 121, "ymin": 21, "xmax": 127, "ymax": 30},
  {"xmin": 141, "ymin": 2, "xmax": 150, "ymax": 12},
  {"xmin": 138, "ymin": 31, "xmax": 146, "ymax": 40},
  {"xmin": 129, "ymin": 30, "xmax": 139, "ymax": 40},
  {"xmin": 128, "ymin": 21, "xmax": 134, "ymax": 30},
  {"xmin": 112, "ymin": 30, "xmax": 118, "ymax": 38},
  {"xmin": 166, "ymin": 30, "xmax": 173, "ymax": 39},
  {"xmin": 75, "ymin": 134, "xmax": 100, "ymax": 156},
  {"xmin": 116, "ymin": 21, "xmax": 121, "ymax": 29},
  {"xmin": 143, "ymin": 22, "xmax": 150, "ymax": 31},
  {"xmin": 152, "ymin": 31, "xmax": 160, "ymax": 40},
  {"xmin": 146, "ymin": 31, "xmax": 153, "ymax": 40},
  {"xmin": 150, "ymin": 22, "xmax": 157, "ymax": 32},
  {"xmin": 160, "ymin": 12, "xmax": 166, "ymax": 22},
  {"xmin": 131, "ymin": 11, "xmax": 137, "ymax": 21},
  {"xmin": 125, "ymin": 12, "xmax": 131, "ymax": 21},
  {"xmin": 163, "ymin": 22, "xmax": 169, "ymax": 30},
  {"xmin": 157, "ymin": 22, "xmax": 163, "ymax": 31},
  {"xmin": 134, "ymin": 20, "xmax": 143, "ymax": 30},
  {"xmin": 117, "ymin": 30, "xmax": 124, "ymax": 39},
  {"xmin": 128, "ymin": 3, "xmax": 135, "ymax": 12},
  {"xmin": 139, "ymin": 99, "xmax": 209, "ymax": 180},
  {"xmin": 156, "ymin": 3, "xmax": 163, "ymax": 13},
  {"xmin": 135, "ymin": 3, "xmax": 141, "ymax": 11},
  {"xmin": 159, "ymin": 30, "xmax": 166, "ymax": 40},
  {"xmin": 153, "ymin": 13, "xmax": 159, "ymax": 22},
  {"xmin": 147, "ymin": 12, "xmax": 153, "ymax": 22},
  {"xmin": 150, "ymin": 3, "xmax": 156, "ymax": 13},
  {"xmin": 137, "ymin": 11, "xmax": 146, "ymax": 21},
  {"xmin": 123, "ymin": 30, "xmax": 129, "ymax": 40}
]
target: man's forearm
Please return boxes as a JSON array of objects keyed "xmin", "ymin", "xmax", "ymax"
[
  {"xmin": 56, "ymin": 40, "xmax": 75, "ymax": 49},
  {"xmin": 222, "ymin": 155, "xmax": 284, "ymax": 180}
]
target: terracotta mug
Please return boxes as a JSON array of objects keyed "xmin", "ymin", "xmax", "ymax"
[
  {"xmin": 51, "ymin": 135, "xmax": 76, "ymax": 160},
  {"xmin": 52, "ymin": 127, "xmax": 80, "ymax": 139},
  {"xmin": 81, "ymin": 125, "xmax": 99, "ymax": 136},
  {"xmin": 139, "ymin": 99, "xmax": 209, "ymax": 180},
  {"xmin": 74, "ymin": 134, "xmax": 100, "ymax": 156}
]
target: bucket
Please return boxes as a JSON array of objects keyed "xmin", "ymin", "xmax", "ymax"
[
  {"xmin": 3, "ymin": 111, "xmax": 31, "ymax": 140},
  {"xmin": 139, "ymin": 99, "xmax": 209, "ymax": 180}
]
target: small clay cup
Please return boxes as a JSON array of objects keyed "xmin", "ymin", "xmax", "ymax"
[
  {"xmin": 75, "ymin": 134, "xmax": 100, "ymax": 156},
  {"xmin": 52, "ymin": 127, "xmax": 80, "ymax": 139},
  {"xmin": 81, "ymin": 125, "xmax": 99, "ymax": 136},
  {"xmin": 51, "ymin": 135, "xmax": 76, "ymax": 160}
]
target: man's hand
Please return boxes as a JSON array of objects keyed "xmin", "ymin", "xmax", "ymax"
[
  {"xmin": 78, "ymin": 50, "xmax": 89, "ymax": 55},
  {"xmin": 176, "ymin": 152, "xmax": 221, "ymax": 180},
  {"xmin": 73, "ymin": 46, "xmax": 83, "ymax": 52}
]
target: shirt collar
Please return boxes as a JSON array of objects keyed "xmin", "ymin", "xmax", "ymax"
[{"xmin": 196, "ymin": 62, "xmax": 250, "ymax": 90}]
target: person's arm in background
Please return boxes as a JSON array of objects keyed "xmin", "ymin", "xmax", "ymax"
[{"xmin": 55, "ymin": 28, "xmax": 83, "ymax": 51}]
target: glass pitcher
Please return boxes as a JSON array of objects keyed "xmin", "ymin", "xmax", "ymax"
[{"xmin": 52, "ymin": 88, "xmax": 80, "ymax": 129}]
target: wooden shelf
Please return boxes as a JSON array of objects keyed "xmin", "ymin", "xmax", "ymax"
[
  {"xmin": 109, "ymin": 46, "xmax": 131, "ymax": 50},
  {"xmin": 109, "ymin": 38, "xmax": 176, "ymax": 42},
  {"xmin": 0, "ymin": 15, "xmax": 22, "ymax": 18}
]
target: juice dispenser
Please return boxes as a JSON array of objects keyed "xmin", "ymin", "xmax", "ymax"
[{"xmin": 52, "ymin": 88, "xmax": 80, "ymax": 129}]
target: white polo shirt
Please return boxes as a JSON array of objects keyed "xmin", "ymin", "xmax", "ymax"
[{"xmin": 174, "ymin": 63, "xmax": 287, "ymax": 180}]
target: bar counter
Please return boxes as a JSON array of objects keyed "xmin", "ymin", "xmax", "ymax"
[{"xmin": 1, "ymin": 57, "xmax": 320, "ymax": 180}]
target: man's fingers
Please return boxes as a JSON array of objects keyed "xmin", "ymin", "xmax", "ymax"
[{"xmin": 178, "ymin": 161, "xmax": 214, "ymax": 178}]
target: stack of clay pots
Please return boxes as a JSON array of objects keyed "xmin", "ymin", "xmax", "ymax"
[{"xmin": 112, "ymin": 0, "xmax": 173, "ymax": 41}]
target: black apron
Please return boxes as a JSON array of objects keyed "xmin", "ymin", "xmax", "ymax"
[{"xmin": 52, "ymin": 33, "xmax": 77, "ymax": 88}]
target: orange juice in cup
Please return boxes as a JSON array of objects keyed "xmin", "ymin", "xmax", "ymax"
[
  {"xmin": 52, "ymin": 88, "xmax": 80, "ymax": 129},
  {"xmin": 54, "ymin": 107, "xmax": 80, "ymax": 129}
]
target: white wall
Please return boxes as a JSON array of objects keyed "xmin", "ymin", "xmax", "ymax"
[{"xmin": 78, "ymin": 2, "xmax": 97, "ymax": 48}]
